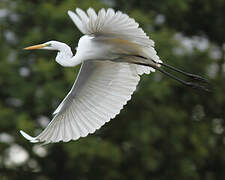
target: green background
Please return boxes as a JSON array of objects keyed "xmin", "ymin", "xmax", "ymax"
[{"xmin": 0, "ymin": 0, "xmax": 225, "ymax": 179}]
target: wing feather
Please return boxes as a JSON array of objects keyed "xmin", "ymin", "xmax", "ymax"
[
  {"xmin": 68, "ymin": 10, "xmax": 87, "ymax": 34},
  {"xmin": 87, "ymin": 8, "xmax": 97, "ymax": 20},
  {"xmin": 20, "ymin": 61, "xmax": 146, "ymax": 143},
  {"xmin": 76, "ymin": 8, "xmax": 89, "ymax": 25}
]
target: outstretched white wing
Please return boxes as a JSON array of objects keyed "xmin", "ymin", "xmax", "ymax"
[
  {"xmin": 20, "ymin": 61, "xmax": 144, "ymax": 144},
  {"xmin": 68, "ymin": 8, "xmax": 155, "ymax": 48}
]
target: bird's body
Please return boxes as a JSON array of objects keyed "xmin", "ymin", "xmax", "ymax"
[
  {"xmin": 54, "ymin": 34, "xmax": 159, "ymax": 67},
  {"xmin": 21, "ymin": 8, "xmax": 209, "ymax": 144}
]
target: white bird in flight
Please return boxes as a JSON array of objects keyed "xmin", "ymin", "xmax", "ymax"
[{"xmin": 21, "ymin": 8, "xmax": 209, "ymax": 144}]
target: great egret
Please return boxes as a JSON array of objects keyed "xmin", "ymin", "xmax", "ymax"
[{"xmin": 21, "ymin": 8, "xmax": 209, "ymax": 144}]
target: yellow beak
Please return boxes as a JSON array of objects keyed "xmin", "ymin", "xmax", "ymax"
[{"xmin": 24, "ymin": 44, "xmax": 47, "ymax": 50}]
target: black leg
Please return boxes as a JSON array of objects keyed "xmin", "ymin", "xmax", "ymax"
[
  {"xmin": 132, "ymin": 62, "xmax": 211, "ymax": 92},
  {"xmin": 158, "ymin": 62, "xmax": 209, "ymax": 83}
]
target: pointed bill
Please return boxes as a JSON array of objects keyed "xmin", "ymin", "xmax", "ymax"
[{"xmin": 24, "ymin": 44, "xmax": 47, "ymax": 50}]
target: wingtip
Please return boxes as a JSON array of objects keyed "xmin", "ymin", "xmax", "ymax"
[
  {"xmin": 52, "ymin": 106, "xmax": 60, "ymax": 116},
  {"xmin": 20, "ymin": 130, "xmax": 39, "ymax": 143},
  {"xmin": 76, "ymin": 7, "xmax": 82, "ymax": 11},
  {"xmin": 87, "ymin": 7, "xmax": 93, "ymax": 11},
  {"xmin": 68, "ymin": 10, "xmax": 74, "ymax": 16}
]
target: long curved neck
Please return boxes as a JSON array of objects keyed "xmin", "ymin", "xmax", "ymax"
[{"xmin": 55, "ymin": 43, "xmax": 82, "ymax": 67}]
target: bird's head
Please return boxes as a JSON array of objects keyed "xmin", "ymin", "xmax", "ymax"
[
  {"xmin": 24, "ymin": 40, "xmax": 77, "ymax": 67},
  {"xmin": 24, "ymin": 41, "xmax": 69, "ymax": 51}
]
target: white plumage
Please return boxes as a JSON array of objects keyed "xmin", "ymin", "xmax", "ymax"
[{"xmin": 21, "ymin": 8, "xmax": 161, "ymax": 144}]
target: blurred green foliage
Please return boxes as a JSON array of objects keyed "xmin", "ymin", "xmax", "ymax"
[{"xmin": 0, "ymin": 0, "xmax": 225, "ymax": 179}]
